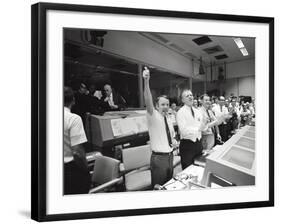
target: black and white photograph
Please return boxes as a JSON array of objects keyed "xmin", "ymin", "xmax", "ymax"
[
  {"xmin": 30, "ymin": 2, "xmax": 274, "ymax": 222},
  {"xmin": 2, "ymin": 0, "xmax": 281, "ymax": 223},
  {"xmin": 63, "ymin": 29, "xmax": 256, "ymax": 195}
]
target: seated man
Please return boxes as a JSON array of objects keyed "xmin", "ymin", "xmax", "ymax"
[
  {"xmin": 102, "ymin": 84, "xmax": 126, "ymax": 111},
  {"xmin": 88, "ymin": 84, "xmax": 104, "ymax": 115},
  {"xmin": 64, "ymin": 86, "xmax": 91, "ymax": 194}
]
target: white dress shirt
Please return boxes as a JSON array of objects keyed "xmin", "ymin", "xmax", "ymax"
[
  {"xmin": 212, "ymin": 104, "xmax": 229, "ymax": 124},
  {"xmin": 176, "ymin": 105, "xmax": 203, "ymax": 142},
  {"xmin": 228, "ymin": 104, "xmax": 242, "ymax": 118},
  {"xmin": 199, "ymin": 106, "xmax": 217, "ymax": 135},
  {"xmin": 147, "ymin": 109, "xmax": 175, "ymax": 153},
  {"xmin": 108, "ymin": 93, "xmax": 115, "ymax": 106}
]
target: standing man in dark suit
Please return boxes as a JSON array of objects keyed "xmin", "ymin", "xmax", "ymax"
[{"xmin": 103, "ymin": 84, "xmax": 126, "ymax": 111}]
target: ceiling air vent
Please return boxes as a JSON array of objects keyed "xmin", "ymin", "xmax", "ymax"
[
  {"xmin": 203, "ymin": 45, "xmax": 224, "ymax": 54},
  {"xmin": 192, "ymin": 35, "xmax": 212, "ymax": 45},
  {"xmin": 215, "ymin": 54, "xmax": 228, "ymax": 60}
]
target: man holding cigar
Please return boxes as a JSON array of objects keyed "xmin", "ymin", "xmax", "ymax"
[{"xmin": 143, "ymin": 66, "xmax": 177, "ymax": 188}]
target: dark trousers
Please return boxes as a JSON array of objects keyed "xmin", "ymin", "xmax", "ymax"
[
  {"xmin": 64, "ymin": 160, "xmax": 91, "ymax": 195},
  {"xmin": 151, "ymin": 152, "xmax": 173, "ymax": 187},
  {"xmin": 179, "ymin": 139, "xmax": 203, "ymax": 169},
  {"xmin": 218, "ymin": 123, "xmax": 229, "ymax": 142}
]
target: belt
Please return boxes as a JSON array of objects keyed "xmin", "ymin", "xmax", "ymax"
[
  {"xmin": 152, "ymin": 151, "xmax": 173, "ymax": 155},
  {"xmin": 180, "ymin": 138, "xmax": 201, "ymax": 143}
]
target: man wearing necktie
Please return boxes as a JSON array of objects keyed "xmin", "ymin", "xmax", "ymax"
[
  {"xmin": 176, "ymin": 90, "xmax": 208, "ymax": 169},
  {"xmin": 212, "ymin": 96, "xmax": 232, "ymax": 142},
  {"xmin": 199, "ymin": 94, "xmax": 223, "ymax": 154},
  {"xmin": 143, "ymin": 66, "xmax": 177, "ymax": 188},
  {"xmin": 103, "ymin": 84, "xmax": 126, "ymax": 111}
]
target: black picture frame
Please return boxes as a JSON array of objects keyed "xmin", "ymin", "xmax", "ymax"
[{"xmin": 31, "ymin": 2, "xmax": 274, "ymax": 222}]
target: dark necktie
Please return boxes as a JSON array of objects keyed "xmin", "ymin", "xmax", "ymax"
[
  {"xmin": 206, "ymin": 109, "xmax": 215, "ymax": 134},
  {"xmin": 164, "ymin": 116, "xmax": 172, "ymax": 147},
  {"xmin": 190, "ymin": 106, "xmax": 195, "ymax": 118}
]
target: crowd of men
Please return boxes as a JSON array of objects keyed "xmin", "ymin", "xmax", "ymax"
[
  {"xmin": 143, "ymin": 67, "xmax": 255, "ymax": 188},
  {"xmin": 63, "ymin": 67, "xmax": 255, "ymax": 194}
]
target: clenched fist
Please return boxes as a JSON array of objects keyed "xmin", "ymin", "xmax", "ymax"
[{"xmin": 142, "ymin": 66, "xmax": 150, "ymax": 80}]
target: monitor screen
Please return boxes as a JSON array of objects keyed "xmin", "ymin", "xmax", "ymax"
[
  {"xmin": 248, "ymin": 126, "xmax": 255, "ymax": 131},
  {"xmin": 243, "ymin": 131, "xmax": 255, "ymax": 139},
  {"xmin": 235, "ymin": 137, "xmax": 255, "ymax": 150},
  {"xmin": 222, "ymin": 146, "xmax": 255, "ymax": 169}
]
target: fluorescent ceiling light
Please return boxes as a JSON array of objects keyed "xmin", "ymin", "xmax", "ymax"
[
  {"xmin": 240, "ymin": 47, "xmax": 249, "ymax": 56},
  {"xmin": 233, "ymin": 38, "xmax": 245, "ymax": 49}
]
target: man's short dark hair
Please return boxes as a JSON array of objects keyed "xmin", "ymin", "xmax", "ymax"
[
  {"xmin": 212, "ymin": 96, "xmax": 218, "ymax": 100},
  {"xmin": 155, "ymin": 95, "xmax": 169, "ymax": 106},
  {"xmin": 104, "ymin": 83, "xmax": 112, "ymax": 88},
  {"xmin": 64, "ymin": 86, "xmax": 74, "ymax": 106}
]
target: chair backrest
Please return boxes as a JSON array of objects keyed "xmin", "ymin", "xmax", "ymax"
[
  {"xmin": 121, "ymin": 145, "xmax": 152, "ymax": 171},
  {"xmin": 92, "ymin": 156, "xmax": 120, "ymax": 185}
]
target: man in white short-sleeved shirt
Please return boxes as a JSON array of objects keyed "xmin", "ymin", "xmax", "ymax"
[
  {"xmin": 143, "ymin": 67, "xmax": 176, "ymax": 188},
  {"xmin": 64, "ymin": 108, "xmax": 87, "ymax": 162},
  {"xmin": 64, "ymin": 87, "xmax": 91, "ymax": 194}
]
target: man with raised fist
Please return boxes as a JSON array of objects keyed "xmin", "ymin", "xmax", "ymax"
[{"xmin": 143, "ymin": 66, "xmax": 177, "ymax": 188}]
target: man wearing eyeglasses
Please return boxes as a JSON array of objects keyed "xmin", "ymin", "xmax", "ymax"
[{"xmin": 143, "ymin": 67, "xmax": 177, "ymax": 188}]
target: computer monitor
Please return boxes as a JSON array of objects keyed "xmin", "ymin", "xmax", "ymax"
[{"xmin": 201, "ymin": 126, "xmax": 255, "ymax": 187}]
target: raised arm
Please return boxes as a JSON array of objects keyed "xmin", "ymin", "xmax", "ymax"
[{"xmin": 143, "ymin": 67, "xmax": 154, "ymax": 115}]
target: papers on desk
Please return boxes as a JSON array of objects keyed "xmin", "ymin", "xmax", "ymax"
[
  {"xmin": 164, "ymin": 178, "xmax": 188, "ymax": 190},
  {"xmin": 163, "ymin": 165, "xmax": 205, "ymax": 191},
  {"xmin": 111, "ymin": 116, "xmax": 148, "ymax": 137},
  {"xmin": 132, "ymin": 116, "xmax": 148, "ymax": 133}
]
